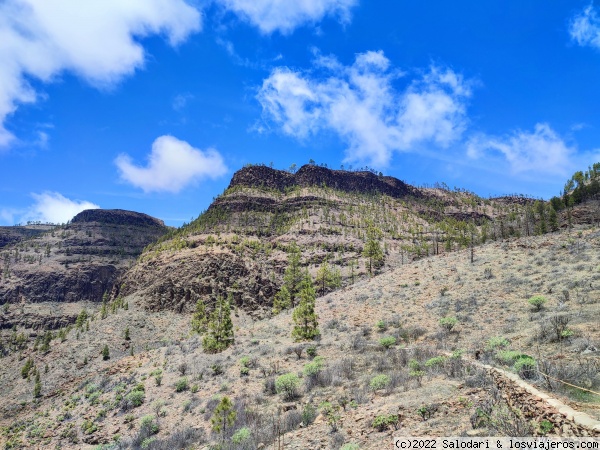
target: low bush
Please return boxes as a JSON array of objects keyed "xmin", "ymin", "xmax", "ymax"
[
  {"xmin": 303, "ymin": 356, "xmax": 325, "ymax": 377},
  {"xmin": 175, "ymin": 377, "xmax": 188, "ymax": 392},
  {"xmin": 439, "ymin": 316, "xmax": 458, "ymax": 332},
  {"xmin": 275, "ymin": 373, "xmax": 300, "ymax": 401},
  {"xmin": 528, "ymin": 295, "xmax": 547, "ymax": 311},
  {"xmin": 379, "ymin": 336, "xmax": 397, "ymax": 349},
  {"xmin": 369, "ymin": 374, "xmax": 390, "ymax": 391},
  {"xmin": 485, "ymin": 336, "xmax": 509, "ymax": 351},
  {"xmin": 372, "ymin": 414, "xmax": 399, "ymax": 431}
]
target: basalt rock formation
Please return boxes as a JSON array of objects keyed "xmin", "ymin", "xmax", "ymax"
[
  {"xmin": 0, "ymin": 209, "xmax": 168, "ymax": 308},
  {"xmin": 120, "ymin": 164, "xmax": 546, "ymax": 317}
]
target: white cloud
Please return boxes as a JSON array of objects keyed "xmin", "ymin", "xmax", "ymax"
[
  {"xmin": 257, "ymin": 50, "xmax": 472, "ymax": 167},
  {"xmin": 0, "ymin": 0, "xmax": 202, "ymax": 148},
  {"xmin": 115, "ymin": 135, "xmax": 228, "ymax": 193},
  {"xmin": 19, "ymin": 192, "xmax": 99, "ymax": 224},
  {"xmin": 172, "ymin": 93, "xmax": 194, "ymax": 111},
  {"xmin": 216, "ymin": 0, "xmax": 357, "ymax": 34},
  {"xmin": 569, "ymin": 4, "xmax": 600, "ymax": 49},
  {"xmin": 466, "ymin": 123, "xmax": 578, "ymax": 176}
]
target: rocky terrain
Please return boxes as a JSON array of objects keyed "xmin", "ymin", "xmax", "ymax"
[
  {"xmin": 0, "ymin": 220, "xmax": 599, "ymax": 449},
  {"xmin": 120, "ymin": 164, "xmax": 547, "ymax": 317},
  {"xmin": 0, "ymin": 209, "xmax": 168, "ymax": 332},
  {"xmin": 0, "ymin": 164, "xmax": 599, "ymax": 450},
  {"xmin": 0, "ymin": 225, "xmax": 53, "ymax": 249}
]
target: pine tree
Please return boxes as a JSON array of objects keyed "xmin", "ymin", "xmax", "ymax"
[
  {"xmin": 548, "ymin": 206, "xmax": 559, "ymax": 232},
  {"xmin": 102, "ymin": 344, "xmax": 110, "ymax": 360},
  {"xmin": 33, "ymin": 372, "xmax": 41, "ymax": 398},
  {"xmin": 272, "ymin": 286, "xmax": 291, "ymax": 315},
  {"xmin": 75, "ymin": 309, "xmax": 88, "ymax": 329},
  {"xmin": 283, "ymin": 242, "xmax": 303, "ymax": 304},
  {"xmin": 315, "ymin": 260, "xmax": 333, "ymax": 296},
  {"xmin": 292, "ymin": 273, "xmax": 319, "ymax": 341},
  {"xmin": 191, "ymin": 299, "xmax": 208, "ymax": 334},
  {"xmin": 202, "ymin": 294, "xmax": 234, "ymax": 353},
  {"xmin": 362, "ymin": 222, "xmax": 384, "ymax": 276},
  {"xmin": 211, "ymin": 396, "xmax": 236, "ymax": 443}
]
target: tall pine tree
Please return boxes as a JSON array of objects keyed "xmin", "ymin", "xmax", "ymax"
[
  {"xmin": 191, "ymin": 298, "xmax": 208, "ymax": 334},
  {"xmin": 203, "ymin": 294, "xmax": 234, "ymax": 353},
  {"xmin": 292, "ymin": 272, "xmax": 319, "ymax": 341},
  {"xmin": 283, "ymin": 242, "xmax": 303, "ymax": 305},
  {"xmin": 362, "ymin": 222, "xmax": 384, "ymax": 276},
  {"xmin": 272, "ymin": 285, "xmax": 291, "ymax": 315}
]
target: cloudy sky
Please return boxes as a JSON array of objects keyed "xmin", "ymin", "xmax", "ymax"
[{"xmin": 1, "ymin": 0, "xmax": 600, "ymax": 226}]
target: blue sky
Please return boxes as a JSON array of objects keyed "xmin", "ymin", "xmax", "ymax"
[{"xmin": 2, "ymin": 0, "xmax": 600, "ymax": 226}]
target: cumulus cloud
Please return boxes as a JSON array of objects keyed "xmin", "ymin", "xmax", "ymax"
[
  {"xmin": 466, "ymin": 123, "xmax": 579, "ymax": 176},
  {"xmin": 569, "ymin": 4, "xmax": 600, "ymax": 49},
  {"xmin": 115, "ymin": 135, "xmax": 228, "ymax": 193},
  {"xmin": 19, "ymin": 192, "xmax": 99, "ymax": 224},
  {"xmin": 216, "ymin": 0, "xmax": 357, "ymax": 34},
  {"xmin": 257, "ymin": 50, "xmax": 472, "ymax": 167},
  {"xmin": 0, "ymin": 0, "xmax": 202, "ymax": 147}
]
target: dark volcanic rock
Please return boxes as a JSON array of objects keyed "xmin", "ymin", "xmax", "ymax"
[
  {"xmin": 228, "ymin": 164, "xmax": 417, "ymax": 199},
  {"xmin": 122, "ymin": 253, "xmax": 277, "ymax": 317},
  {"xmin": 0, "ymin": 209, "xmax": 168, "ymax": 304},
  {"xmin": 0, "ymin": 225, "xmax": 52, "ymax": 249},
  {"xmin": 72, "ymin": 209, "xmax": 165, "ymax": 228}
]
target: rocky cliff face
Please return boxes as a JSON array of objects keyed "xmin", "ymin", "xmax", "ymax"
[
  {"xmin": 228, "ymin": 164, "xmax": 418, "ymax": 198},
  {"xmin": 0, "ymin": 209, "xmax": 167, "ymax": 307},
  {"xmin": 0, "ymin": 225, "xmax": 53, "ymax": 249},
  {"xmin": 123, "ymin": 165, "xmax": 536, "ymax": 316}
]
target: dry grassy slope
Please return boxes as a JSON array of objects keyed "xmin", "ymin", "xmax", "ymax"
[
  {"xmin": 123, "ymin": 165, "xmax": 539, "ymax": 317},
  {"xmin": 1, "ymin": 225, "xmax": 599, "ymax": 449}
]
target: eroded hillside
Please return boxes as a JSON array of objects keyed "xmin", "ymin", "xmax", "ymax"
[
  {"xmin": 121, "ymin": 164, "xmax": 549, "ymax": 317},
  {"xmin": 0, "ymin": 209, "xmax": 168, "ymax": 333},
  {"xmin": 0, "ymin": 223, "xmax": 598, "ymax": 449}
]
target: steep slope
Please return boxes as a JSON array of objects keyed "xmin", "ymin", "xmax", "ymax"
[
  {"xmin": 0, "ymin": 209, "xmax": 168, "ymax": 331},
  {"xmin": 121, "ymin": 164, "xmax": 543, "ymax": 316},
  {"xmin": 1, "ymin": 224, "xmax": 598, "ymax": 449},
  {"xmin": 0, "ymin": 225, "xmax": 53, "ymax": 249}
]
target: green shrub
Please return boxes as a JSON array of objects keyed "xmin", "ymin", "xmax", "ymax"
[
  {"xmin": 303, "ymin": 356, "xmax": 324, "ymax": 377},
  {"xmin": 81, "ymin": 419, "xmax": 97, "ymax": 435},
  {"xmin": 125, "ymin": 390, "xmax": 145, "ymax": 408},
  {"xmin": 175, "ymin": 377, "xmax": 189, "ymax": 392},
  {"xmin": 376, "ymin": 320, "xmax": 387, "ymax": 332},
  {"xmin": 379, "ymin": 336, "xmax": 396, "ymax": 349},
  {"xmin": 239, "ymin": 356, "xmax": 250, "ymax": 367},
  {"xmin": 538, "ymin": 419, "xmax": 553, "ymax": 435},
  {"xmin": 141, "ymin": 437, "xmax": 156, "ymax": 449},
  {"xmin": 140, "ymin": 415, "xmax": 159, "ymax": 435},
  {"xmin": 409, "ymin": 359, "xmax": 425, "ymax": 385},
  {"xmin": 306, "ymin": 345, "xmax": 318, "ymax": 358},
  {"xmin": 341, "ymin": 444, "xmax": 360, "ymax": 450},
  {"xmin": 424, "ymin": 356, "xmax": 446, "ymax": 368},
  {"xmin": 372, "ymin": 414, "xmax": 399, "ymax": 431},
  {"xmin": 496, "ymin": 350, "xmax": 527, "ymax": 365},
  {"xmin": 513, "ymin": 357, "xmax": 536, "ymax": 379},
  {"xmin": 485, "ymin": 336, "xmax": 509, "ymax": 351},
  {"xmin": 231, "ymin": 427, "xmax": 252, "ymax": 444},
  {"xmin": 301, "ymin": 403, "xmax": 317, "ymax": 426},
  {"xmin": 275, "ymin": 373, "xmax": 300, "ymax": 400},
  {"xmin": 528, "ymin": 295, "xmax": 547, "ymax": 311},
  {"xmin": 439, "ymin": 316, "xmax": 458, "ymax": 331},
  {"xmin": 369, "ymin": 374, "xmax": 390, "ymax": 391}
]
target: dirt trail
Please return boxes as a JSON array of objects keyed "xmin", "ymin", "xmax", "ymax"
[{"xmin": 467, "ymin": 358, "xmax": 600, "ymax": 436}]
